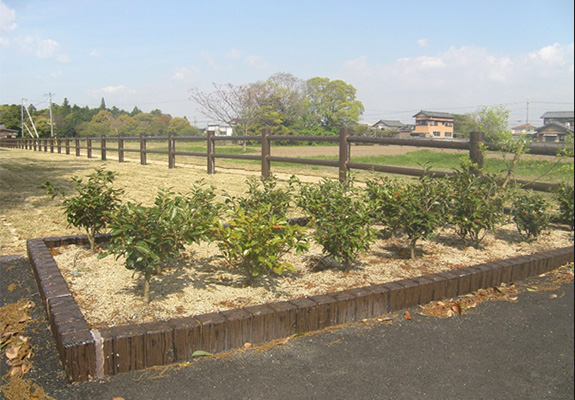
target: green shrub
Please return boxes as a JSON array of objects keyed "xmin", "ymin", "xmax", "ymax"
[
  {"xmin": 555, "ymin": 184, "xmax": 574, "ymax": 230},
  {"xmin": 214, "ymin": 204, "xmax": 308, "ymax": 282},
  {"xmin": 44, "ymin": 168, "xmax": 124, "ymax": 254},
  {"xmin": 367, "ymin": 175, "xmax": 451, "ymax": 258},
  {"xmin": 104, "ymin": 185, "xmax": 221, "ymax": 302},
  {"xmin": 511, "ymin": 192, "xmax": 550, "ymax": 240},
  {"xmin": 297, "ymin": 177, "xmax": 376, "ymax": 268},
  {"xmin": 448, "ymin": 163, "xmax": 507, "ymax": 248}
]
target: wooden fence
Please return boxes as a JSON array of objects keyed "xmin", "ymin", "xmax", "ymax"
[{"xmin": 1, "ymin": 129, "xmax": 569, "ymax": 192}]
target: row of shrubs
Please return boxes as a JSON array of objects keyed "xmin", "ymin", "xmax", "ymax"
[{"xmin": 44, "ymin": 164, "xmax": 574, "ymax": 302}]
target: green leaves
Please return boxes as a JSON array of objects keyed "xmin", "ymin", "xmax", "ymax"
[
  {"xmin": 57, "ymin": 168, "xmax": 123, "ymax": 253},
  {"xmin": 297, "ymin": 177, "xmax": 376, "ymax": 268},
  {"xmin": 555, "ymin": 184, "xmax": 574, "ymax": 230},
  {"xmin": 511, "ymin": 192, "xmax": 550, "ymax": 240},
  {"xmin": 214, "ymin": 192, "xmax": 308, "ymax": 281}
]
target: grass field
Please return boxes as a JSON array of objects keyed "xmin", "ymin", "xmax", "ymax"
[{"xmin": 1, "ymin": 145, "xmax": 573, "ymax": 256}]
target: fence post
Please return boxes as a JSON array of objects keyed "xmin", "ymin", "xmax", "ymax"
[
  {"xmin": 50, "ymin": 137, "xmax": 54, "ymax": 153},
  {"xmin": 339, "ymin": 127, "xmax": 350, "ymax": 185},
  {"xmin": 207, "ymin": 130, "xmax": 215, "ymax": 174},
  {"xmin": 168, "ymin": 132, "xmax": 175, "ymax": 169},
  {"xmin": 101, "ymin": 135, "xmax": 107, "ymax": 161},
  {"xmin": 43, "ymin": 138, "xmax": 48, "ymax": 152},
  {"xmin": 75, "ymin": 136, "xmax": 80, "ymax": 156},
  {"xmin": 57, "ymin": 138, "xmax": 62, "ymax": 154},
  {"xmin": 261, "ymin": 129, "xmax": 271, "ymax": 179},
  {"xmin": 65, "ymin": 138, "xmax": 70, "ymax": 155},
  {"xmin": 140, "ymin": 133, "xmax": 147, "ymax": 165},
  {"xmin": 469, "ymin": 131, "xmax": 485, "ymax": 174},
  {"xmin": 87, "ymin": 136, "xmax": 93, "ymax": 158},
  {"xmin": 118, "ymin": 135, "xmax": 124, "ymax": 162}
]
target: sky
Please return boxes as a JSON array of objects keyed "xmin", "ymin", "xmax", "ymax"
[{"xmin": 1, "ymin": 0, "xmax": 574, "ymax": 128}]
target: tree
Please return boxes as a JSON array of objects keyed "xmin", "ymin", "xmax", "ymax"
[
  {"xmin": 189, "ymin": 82, "xmax": 260, "ymax": 137},
  {"xmin": 470, "ymin": 105, "xmax": 512, "ymax": 143},
  {"xmin": 305, "ymin": 77, "xmax": 364, "ymax": 134},
  {"xmin": 453, "ymin": 113, "xmax": 476, "ymax": 138}
]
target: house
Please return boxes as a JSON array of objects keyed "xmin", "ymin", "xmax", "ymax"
[
  {"xmin": 206, "ymin": 123, "xmax": 234, "ymax": 136},
  {"xmin": 511, "ymin": 123, "xmax": 537, "ymax": 140},
  {"xmin": 371, "ymin": 119, "xmax": 414, "ymax": 137},
  {"xmin": 540, "ymin": 111, "xmax": 574, "ymax": 129},
  {"xmin": 412, "ymin": 111, "xmax": 455, "ymax": 138},
  {"xmin": 535, "ymin": 111, "xmax": 574, "ymax": 142},
  {"xmin": 535, "ymin": 122, "xmax": 573, "ymax": 143},
  {"xmin": 0, "ymin": 124, "xmax": 19, "ymax": 139}
]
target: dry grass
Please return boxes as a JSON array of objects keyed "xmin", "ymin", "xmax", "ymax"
[{"xmin": 0, "ymin": 148, "xmax": 257, "ymax": 256}]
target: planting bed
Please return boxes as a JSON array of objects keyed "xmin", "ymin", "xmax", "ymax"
[{"xmin": 27, "ymin": 233, "xmax": 573, "ymax": 383}]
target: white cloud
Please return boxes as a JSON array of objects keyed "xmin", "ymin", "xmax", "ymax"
[
  {"xmin": 90, "ymin": 49, "xmax": 101, "ymax": 58},
  {"xmin": 0, "ymin": 1, "xmax": 17, "ymax": 32},
  {"xmin": 417, "ymin": 38, "xmax": 429, "ymax": 48},
  {"xmin": 528, "ymin": 43, "xmax": 570, "ymax": 66},
  {"xmin": 342, "ymin": 43, "xmax": 574, "ymax": 123},
  {"xmin": 227, "ymin": 48, "xmax": 242, "ymax": 59},
  {"xmin": 245, "ymin": 55, "xmax": 269, "ymax": 70},
  {"xmin": 94, "ymin": 85, "xmax": 134, "ymax": 94},
  {"xmin": 172, "ymin": 66, "xmax": 199, "ymax": 82}
]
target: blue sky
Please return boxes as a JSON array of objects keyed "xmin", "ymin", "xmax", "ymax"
[{"xmin": 1, "ymin": 0, "xmax": 573, "ymax": 128}]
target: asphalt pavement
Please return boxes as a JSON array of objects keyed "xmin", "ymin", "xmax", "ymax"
[{"xmin": 1, "ymin": 254, "xmax": 573, "ymax": 400}]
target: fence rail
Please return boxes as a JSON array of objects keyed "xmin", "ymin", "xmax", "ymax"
[{"xmin": 1, "ymin": 129, "xmax": 570, "ymax": 192}]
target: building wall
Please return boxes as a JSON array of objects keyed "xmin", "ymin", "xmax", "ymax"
[{"xmin": 412, "ymin": 117, "xmax": 454, "ymax": 138}]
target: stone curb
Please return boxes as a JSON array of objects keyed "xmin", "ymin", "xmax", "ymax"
[{"xmin": 27, "ymin": 235, "xmax": 574, "ymax": 383}]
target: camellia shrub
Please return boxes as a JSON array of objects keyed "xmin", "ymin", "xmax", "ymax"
[
  {"xmin": 555, "ymin": 184, "xmax": 574, "ymax": 230},
  {"xmin": 511, "ymin": 192, "xmax": 550, "ymax": 241},
  {"xmin": 367, "ymin": 174, "xmax": 451, "ymax": 258},
  {"xmin": 297, "ymin": 177, "xmax": 376, "ymax": 269},
  {"xmin": 215, "ymin": 176, "xmax": 308, "ymax": 282},
  {"xmin": 447, "ymin": 162, "xmax": 507, "ymax": 248},
  {"xmin": 104, "ymin": 185, "xmax": 220, "ymax": 302},
  {"xmin": 43, "ymin": 167, "xmax": 124, "ymax": 254}
]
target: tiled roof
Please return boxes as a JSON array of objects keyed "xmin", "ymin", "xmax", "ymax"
[{"xmin": 413, "ymin": 110, "xmax": 455, "ymax": 119}]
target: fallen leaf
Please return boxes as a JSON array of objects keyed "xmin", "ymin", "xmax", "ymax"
[
  {"xmin": 7, "ymin": 283, "xmax": 16, "ymax": 292},
  {"xmin": 244, "ymin": 342, "xmax": 252, "ymax": 349},
  {"xmin": 549, "ymin": 294, "xmax": 558, "ymax": 299},
  {"xmin": 6, "ymin": 345, "xmax": 21, "ymax": 360},
  {"xmin": 276, "ymin": 337, "xmax": 290, "ymax": 345},
  {"xmin": 451, "ymin": 303, "xmax": 462, "ymax": 315},
  {"xmin": 404, "ymin": 311, "xmax": 411, "ymax": 320},
  {"xmin": 191, "ymin": 350, "xmax": 212, "ymax": 358}
]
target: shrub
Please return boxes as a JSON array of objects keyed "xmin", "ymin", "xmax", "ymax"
[
  {"xmin": 104, "ymin": 185, "xmax": 220, "ymax": 302},
  {"xmin": 214, "ymin": 204, "xmax": 308, "ymax": 282},
  {"xmin": 555, "ymin": 184, "xmax": 574, "ymax": 230},
  {"xmin": 215, "ymin": 176, "xmax": 307, "ymax": 282},
  {"xmin": 511, "ymin": 192, "xmax": 550, "ymax": 240},
  {"xmin": 297, "ymin": 177, "xmax": 376, "ymax": 268},
  {"xmin": 448, "ymin": 163, "xmax": 507, "ymax": 248},
  {"xmin": 367, "ymin": 175, "xmax": 451, "ymax": 258},
  {"xmin": 43, "ymin": 168, "xmax": 124, "ymax": 254}
]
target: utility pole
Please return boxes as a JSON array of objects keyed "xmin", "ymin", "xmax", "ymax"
[
  {"xmin": 48, "ymin": 92, "xmax": 54, "ymax": 137},
  {"xmin": 526, "ymin": 101, "xmax": 529, "ymax": 125}
]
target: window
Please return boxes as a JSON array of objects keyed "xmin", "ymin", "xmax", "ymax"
[
  {"xmin": 433, "ymin": 131, "xmax": 441, "ymax": 137},
  {"xmin": 445, "ymin": 132, "xmax": 452, "ymax": 137}
]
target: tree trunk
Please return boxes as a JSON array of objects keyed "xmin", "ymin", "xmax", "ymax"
[{"xmin": 144, "ymin": 268, "xmax": 151, "ymax": 303}]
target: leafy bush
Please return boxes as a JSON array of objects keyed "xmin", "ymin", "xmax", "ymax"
[
  {"xmin": 43, "ymin": 168, "xmax": 124, "ymax": 254},
  {"xmin": 214, "ymin": 204, "xmax": 308, "ymax": 282},
  {"xmin": 297, "ymin": 177, "xmax": 376, "ymax": 268},
  {"xmin": 235, "ymin": 176, "xmax": 293, "ymax": 219},
  {"xmin": 215, "ymin": 176, "xmax": 307, "ymax": 282},
  {"xmin": 448, "ymin": 163, "xmax": 507, "ymax": 248},
  {"xmin": 104, "ymin": 186, "xmax": 220, "ymax": 302},
  {"xmin": 368, "ymin": 175, "xmax": 451, "ymax": 258},
  {"xmin": 555, "ymin": 184, "xmax": 574, "ymax": 230},
  {"xmin": 511, "ymin": 192, "xmax": 550, "ymax": 240}
]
